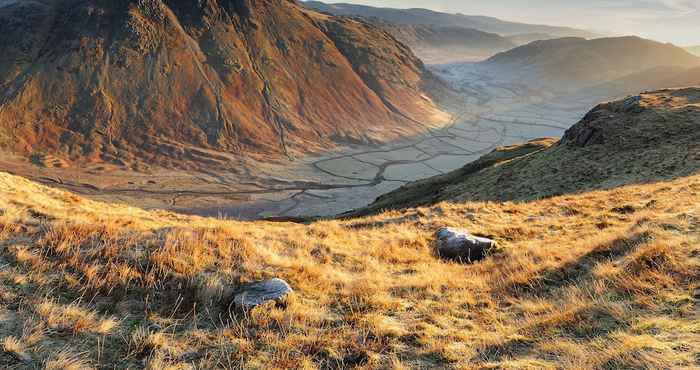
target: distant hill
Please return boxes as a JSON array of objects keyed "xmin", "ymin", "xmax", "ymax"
[
  {"xmin": 0, "ymin": 0, "xmax": 449, "ymax": 169},
  {"xmin": 596, "ymin": 66, "xmax": 700, "ymax": 94},
  {"xmin": 303, "ymin": 1, "xmax": 597, "ymax": 38},
  {"xmin": 686, "ymin": 45, "xmax": 700, "ymax": 57},
  {"xmin": 370, "ymin": 21, "xmax": 517, "ymax": 63},
  {"xmin": 483, "ymin": 37, "xmax": 700, "ymax": 89},
  {"xmin": 506, "ymin": 32, "xmax": 559, "ymax": 45},
  {"xmin": 354, "ymin": 87, "xmax": 700, "ymax": 214}
]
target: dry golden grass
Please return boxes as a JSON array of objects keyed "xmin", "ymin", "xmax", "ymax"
[{"xmin": 0, "ymin": 171, "xmax": 699, "ymax": 369}]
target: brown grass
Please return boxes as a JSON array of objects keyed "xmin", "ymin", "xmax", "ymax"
[{"xmin": 0, "ymin": 171, "xmax": 698, "ymax": 369}]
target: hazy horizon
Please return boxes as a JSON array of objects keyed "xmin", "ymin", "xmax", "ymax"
[{"xmin": 307, "ymin": 0, "xmax": 700, "ymax": 46}]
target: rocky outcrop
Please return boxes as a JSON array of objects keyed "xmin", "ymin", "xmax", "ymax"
[{"xmin": 562, "ymin": 94, "xmax": 653, "ymax": 147}]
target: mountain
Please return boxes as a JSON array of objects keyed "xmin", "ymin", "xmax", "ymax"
[
  {"xmin": 483, "ymin": 36, "xmax": 700, "ymax": 89},
  {"xmin": 686, "ymin": 45, "xmax": 700, "ymax": 57},
  {"xmin": 506, "ymin": 32, "xmax": 558, "ymax": 46},
  {"xmin": 355, "ymin": 87, "xmax": 700, "ymax": 214},
  {"xmin": 371, "ymin": 21, "xmax": 517, "ymax": 63},
  {"xmin": 303, "ymin": 1, "xmax": 597, "ymax": 38},
  {"xmin": 1, "ymin": 88, "xmax": 699, "ymax": 369},
  {"xmin": 0, "ymin": 0, "xmax": 449, "ymax": 168}
]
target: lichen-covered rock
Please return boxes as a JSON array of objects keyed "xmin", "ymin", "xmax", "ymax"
[
  {"xmin": 435, "ymin": 227, "xmax": 496, "ymax": 262},
  {"xmin": 232, "ymin": 278, "xmax": 293, "ymax": 310}
]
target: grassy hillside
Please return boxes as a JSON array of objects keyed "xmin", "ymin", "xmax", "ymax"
[
  {"xmin": 1, "ymin": 90, "xmax": 699, "ymax": 368},
  {"xmin": 1, "ymin": 165, "xmax": 699, "ymax": 369}
]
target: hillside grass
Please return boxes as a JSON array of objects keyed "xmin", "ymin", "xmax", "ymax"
[{"xmin": 0, "ymin": 171, "xmax": 698, "ymax": 369}]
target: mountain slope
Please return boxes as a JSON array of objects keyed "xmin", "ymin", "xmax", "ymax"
[
  {"xmin": 1, "ymin": 89, "xmax": 699, "ymax": 367},
  {"xmin": 506, "ymin": 32, "xmax": 559, "ymax": 45},
  {"xmin": 303, "ymin": 1, "xmax": 597, "ymax": 38},
  {"xmin": 357, "ymin": 87, "xmax": 700, "ymax": 214},
  {"xmin": 0, "ymin": 0, "xmax": 448, "ymax": 168},
  {"xmin": 483, "ymin": 37, "xmax": 700, "ymax": 89}
]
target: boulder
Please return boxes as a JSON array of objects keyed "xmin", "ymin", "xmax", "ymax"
[
  {"xmin": 435, "ymin": 227, "xmax": 497, "ymax": 262},
  {"xmin": 232, "ymin": 278, "xmax": 293, "ymax": 310}
]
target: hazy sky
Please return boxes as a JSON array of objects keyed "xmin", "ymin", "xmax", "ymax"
[{"xmin": 328, "ymin": 0, "xmax": 700, "ymax": 46}]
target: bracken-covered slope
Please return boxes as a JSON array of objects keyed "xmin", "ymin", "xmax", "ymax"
[
  {"xmin": 484, "ymin": 36, "xmax": 700, "ymax": 88},
  {"xmin": 1, "ymin": 89, "xmax": 699, "ymax": 367},
  {"xmin": 0, "ymin": 0, "xmax": 448, "ymax": 167},
  {"xmin": 358, "ymin": 87, "xmax": 700, "ymax": 214}
]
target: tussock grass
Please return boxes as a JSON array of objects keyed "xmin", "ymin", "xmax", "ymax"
[{"xmin": 0, "ymin": 171, "xmax": 698, "ymax": 368}]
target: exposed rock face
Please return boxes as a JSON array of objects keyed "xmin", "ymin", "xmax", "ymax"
[
  {"xmin": 232, "ymin": 278, "xmax": 293, "ymax": 310},
  {"xmin": 435, "ymin": 227, "xmax": 497, "ymax": 263},
  {"xmin": 0, "ymin": 0, "xmax": 448, "ymax": 167}
]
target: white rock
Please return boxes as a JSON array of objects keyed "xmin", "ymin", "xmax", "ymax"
[
  {"xmin": 232, "ymin": 278, "xmax": 293, "ymax": 310},
  {"xmin": 435, "ymin": 227, "xmax": 496, "ymax": 262}
]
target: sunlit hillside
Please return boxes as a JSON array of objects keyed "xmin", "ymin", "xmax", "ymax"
[{"xmin": 1, "ymin": 89, "xmax": 699, "ymax": 369}]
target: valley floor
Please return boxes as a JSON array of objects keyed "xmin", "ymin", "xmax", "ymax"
[{"xmin": 0, "ymin": 64, "xmax": 614, "ymax": 220}]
